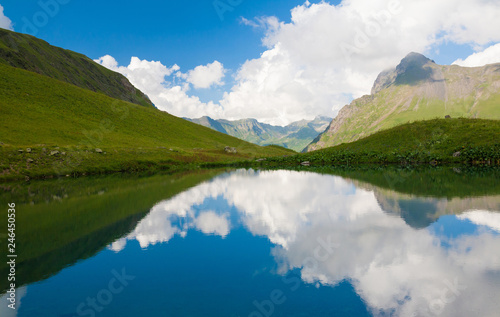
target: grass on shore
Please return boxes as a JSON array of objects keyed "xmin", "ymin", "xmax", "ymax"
[{"xmin": 264, "ymin": 118, "xmax": 500, "ymax": 166}]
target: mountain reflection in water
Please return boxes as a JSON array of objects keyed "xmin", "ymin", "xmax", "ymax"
[
  {"xmin": 1, "ymin": 168, "xmax": 499, "ymax": 317},
  {"xmin": 111, "ymin": 169, "xmax": 500, "ymax": 317}
]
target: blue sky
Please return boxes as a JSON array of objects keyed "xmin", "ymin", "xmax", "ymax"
[
  {"xmin": 1, "ymin": 0, "xmax": 499, "ymax": 124},
  {"xmin": 1, "ymin": 0, "xmax": 473, "ymax": 73},
  {"xmin": 1, "ymin": 0, "xmax": 326, "ymax": 70},
  {"xmin": 1, "ymin": 0, "xmax": 328, "ymax": 104}
]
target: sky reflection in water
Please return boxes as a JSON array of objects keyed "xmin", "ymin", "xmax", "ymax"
[
  {"xmin": 110, "ymin": 169, "xmax": 500, "ymax": 317},
  {"xmin": 3, "ymin": 169, "xmax": 500, "ymax": 317}
]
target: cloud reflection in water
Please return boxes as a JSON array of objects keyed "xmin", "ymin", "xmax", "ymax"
[{"xmin": 109, "ymin": 169, "xmax": 500, "ymax": 317}]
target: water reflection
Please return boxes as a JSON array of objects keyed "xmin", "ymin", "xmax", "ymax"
[
  {"xmin": 111, "ymin": 169, "xmax": 500, "ymax": 317},
  {"xmin": 0, "ymin": 286, "xmax": 27, "ymax": 317},
  {"xmin": 2, "ymin": 168, "xmax": 499, "ymax": 316},
  {"xmin": 458, "ymin": 210, "xmax": 500, "ymax": 232},
  {"xmin": 0, "ymin": 169, "xmax": 224, "ymax": 293}
]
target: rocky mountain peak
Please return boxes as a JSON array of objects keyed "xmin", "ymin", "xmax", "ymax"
[
  {"xmin": 397, "ymin": 52, "xmax": 435, "ymax": 71},
  {"xmin": 371, "ymin": 52, "xmax": 436, "ymax": 94}
]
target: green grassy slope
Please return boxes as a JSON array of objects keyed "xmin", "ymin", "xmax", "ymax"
[
  {"xmin": 264, "ymin": 119, "xmax": 500, "ymax": 166},
  {"xmin": 0, "ymin": 64, "xmax": 293, "ymax": 180},
  {"xmin": 306, "ymin": 55, "xmax": 500, "ymax": 151},
  {"xmin": 0, "ymin": 28, "xmax": 153, "ymax": 108}
]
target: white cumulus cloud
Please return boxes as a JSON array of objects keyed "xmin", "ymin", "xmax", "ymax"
[
  {"xmin": 220, "ymin": 0, "xmax": 500, "ymax": 124},
  {"xmin": 94, "ymin": 55, "xmax": 224, "ymax": 119},
  {"xmin": 0, "ymin": 5, "xmax": 13, "ymax": 30},
  {"xmin": 453, "ymin": 43, "xmax": 500, "ymax": 67},
  {"xmin": 186, "ymin": 61, "xmax": 226, "ymax": 89},
  {"xmin": 97, "ymin": 0, "xmax": 500, "ymax": 125}
]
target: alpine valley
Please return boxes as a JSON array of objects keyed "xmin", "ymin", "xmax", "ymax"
[{"xmin": 185, "ymin": 116, "xmax": 331, "ymax": 152}]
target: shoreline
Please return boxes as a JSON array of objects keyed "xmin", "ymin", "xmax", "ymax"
[{"xmin": 1, "ymin": 151, "xmax": 498, "ymax": 183}]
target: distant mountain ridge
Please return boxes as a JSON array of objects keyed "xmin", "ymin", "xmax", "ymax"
[
  {"xmin": 186, "ymin": 116, "xmax": 332, "ymax": 152},
  {"xmin": 305, "ymin": 52, "xmax": 500, "ymax": 151},
  {"xmin": 0, "ymin": 28, "xmax": 153, "ymax": 108}
]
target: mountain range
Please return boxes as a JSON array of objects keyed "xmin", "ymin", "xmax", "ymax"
[
  {"xmin": 185, "ymin": 116, "xmax": 331, "ymax": 152},
  {"xmin": 305, "ymin": 52, "xmax": 500, "ymax": 151}
]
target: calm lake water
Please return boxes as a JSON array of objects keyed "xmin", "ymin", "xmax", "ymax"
[{"xmin": 1, "ymin": 168, "xmax": 499, "ymax": 317}]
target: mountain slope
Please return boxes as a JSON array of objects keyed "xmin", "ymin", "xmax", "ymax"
[
  {"xmin": 0, "ymin": 28, "xmax": 153, "ymax": 108},
  {"xmin": 186, "ymin": 116, "xmax": 331, "ymax": 152},
  {"xmin": 305, "ymin": 52, "xmax": 500, "ymax": 151},
  {"xmin": 0, "ymin": 63, "xmax": 293, "ymax": 180}
]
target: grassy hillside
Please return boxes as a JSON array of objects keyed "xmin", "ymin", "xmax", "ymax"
[
  {"xmin": 264, "ymin": 119, "xmax": 500, "ymax": 166},
  {"xmin": 0, "ymin": 28, "xmax": 153, "ymax": 108},
  {"xmin": 0, "ymin": 63, "xmax": 293, "ymax": 180},
  {"xmin": 306, "ymin": 53, "xmax": 500, "ymax": 151},
  {"xmin": 187, "ymin": 116, "xmax": 331, "ymax": 151}
]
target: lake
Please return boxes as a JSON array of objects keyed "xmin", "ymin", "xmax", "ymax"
[{"xmin": 1, "ymin": 167, "xmax": 499, "ymax": 317}]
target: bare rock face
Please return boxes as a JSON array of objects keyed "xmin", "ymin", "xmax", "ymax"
[{"xmin": 371, "ymin": 68, "xmax": 397, "ymax": 95}]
